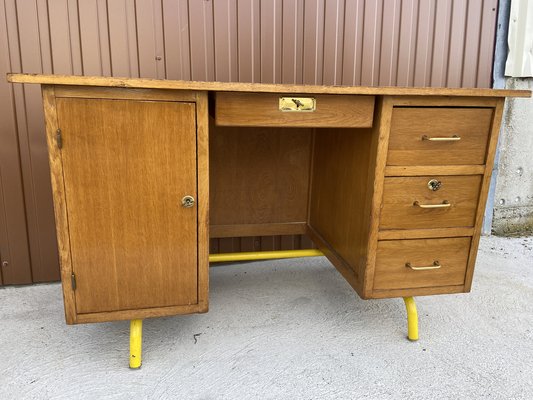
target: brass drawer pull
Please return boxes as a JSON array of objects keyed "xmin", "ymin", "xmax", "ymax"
[
  {"xmin": 422, "ymin": 134, "xmax": 461, "ymax": 141},
  {"xmin": 413, "ymin": 200, "xmax": 451, "ymax": 208},
  {"xmin": 405, "ymin": 261, "xmax": 441, "ymax": 271}
]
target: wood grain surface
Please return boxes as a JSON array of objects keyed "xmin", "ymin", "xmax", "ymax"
[
  {"xmin": 373, "ymin": 237, "xmax": 471, "ymax": 290},
  {"xmin": 195, "ymin": 91, "xmax": 210, "ymax": 312},
  {"xmin": 387, "ymin": 107, "xmax": 493, "ymax": 165},
  {"xmin": 34, "ymin": 80, "xmax": 515, "ymax": 313},
  {"xmin": 209, "ymin": 124, "xmax": 312, "ymax": 226},
  {"xmin": 385, "ymin": 165, "xmax": 485, "ymax": 176},
  {"xmin": 215, "ymin": 92, "xmax": 375, "ymax": 127},
  {"xmin": 210, "ymin": 222, "xmax": 307, "ymax": 238},
  {"xmin": 308, "ymin": 126, "xmax": 375, "ymax": 295},
  {"xmin": 380, "ymin": 175, "xmax": 482, "ymax": 230},
  {"xmin": 362, "ymin": 97, "xmax": 393, "ymax": 296},
  {"xmin": 56, "ymin": 98, "xmax": 199, "ymax": 314},
  {"xmin": 8, "ymin": 73, "xmax": 531, "ymax": 97},
  {"xmin": 464, "ymin": 98, "xmax": 506, "ymax": 291},
  {"xmin": 42, "ymin": 86, "xmax": 77, "ymax": 323},
  {"xmin": 377, "ymin": 227, "xmax": 474, "ymax": 240},
  {"xmin": 54, "ymin": 85, "xmax": 196, "ymax": 102}
]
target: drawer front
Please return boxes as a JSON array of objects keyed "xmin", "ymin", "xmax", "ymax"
[
  {"xmin": 215, "ymin": 92, "xmax": 375, "ymax": 128},
  {"xmin": 380, "ymin": 175, "xmax": 482, "ymax": 230},
  {"xmin": 374, "ymin": 237, "xmax": 471, "ymax": 290},
  {"xmin": 387, "ymin": 107, "xmax": 493, "ymax": 165}
]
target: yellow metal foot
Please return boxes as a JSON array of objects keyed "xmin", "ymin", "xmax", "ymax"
[
  {"xmin": 129, "ymin": 319, "xmax": 143, "ymax": 369},
  {"xmin": 403, "ymin": 297, "xmax": 419, "ymax": 341}
]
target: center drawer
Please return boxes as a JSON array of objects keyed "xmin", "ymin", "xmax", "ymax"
[
  {"xmin": 373, "ymin": 237, "xmax": 471, "ymax": 291},
  {"xmin": 380, "ymin": 175, "xmax": 482, "ymax": 230},
  {"xmin": 215, "ymin": 92, "xmax": 375, "ymax": 128}
]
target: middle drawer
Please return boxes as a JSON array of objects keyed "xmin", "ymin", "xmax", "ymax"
[
  {"xmin": 380, "ymin": 175, "xmax": 482, "ymax": 230},
  {"xmin": 215, "ymin": 92, "xmax": 375, "ymax": 128}
]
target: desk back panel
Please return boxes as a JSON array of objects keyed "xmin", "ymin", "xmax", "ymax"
[{"xmin": 209, "ymin": 124, "xmax": 312, "ymax": 238}]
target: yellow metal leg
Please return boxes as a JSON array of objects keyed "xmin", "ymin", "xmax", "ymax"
[
  {"xmin": 403, "ymin": 297, "xmax": 419, "ymax": 341},
  {"xmin": 129, "ymin": 319, "xmax": 143, "ymax": 369}
]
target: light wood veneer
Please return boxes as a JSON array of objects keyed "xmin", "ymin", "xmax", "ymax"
[
  {"xmin": 9, "ymin": 73, "xmax": 526, "ymax": 323},
  {"xmin": 215, "ymin": 92, "xmax": 375, "ymax": 127}
]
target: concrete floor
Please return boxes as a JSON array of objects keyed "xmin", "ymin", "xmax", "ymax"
[{"xmin": 0, "ymin": 235, "xmax": 532, "ymax": 400}]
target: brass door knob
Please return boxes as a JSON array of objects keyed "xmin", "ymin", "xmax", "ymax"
[{"xmin": 181, "ymin": 195, "xmax": 195, "ymax": 208}]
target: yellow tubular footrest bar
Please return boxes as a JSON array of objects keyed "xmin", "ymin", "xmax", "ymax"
[
  {"xmin": 129, "ymin": 319, "xmax": 143, "ymax": 369},
  {"xmin": 403, "ymin": 297, "xmax": 419, "ymax": 341},
  {"xmin": 209, "ymin": 249, "xmax": 324, "ymax": 263}
]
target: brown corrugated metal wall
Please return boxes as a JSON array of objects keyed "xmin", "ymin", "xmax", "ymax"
[{"xmin": 0, "ymin": 0, "xmax": 499, "ymax": 285}]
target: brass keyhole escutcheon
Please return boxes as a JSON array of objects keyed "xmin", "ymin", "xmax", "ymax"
[
  {"xmin": 427, "ymin": 179, "xmax": 442, "ymax": 191},
  {"xmin": 181, "ymin": 195, "xmax": 195, "ymax": 208}
]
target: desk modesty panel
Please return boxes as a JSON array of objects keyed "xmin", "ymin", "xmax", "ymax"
[{"xmin": 7, "ymin": 74, "xmax": 530, "ymax": 324}]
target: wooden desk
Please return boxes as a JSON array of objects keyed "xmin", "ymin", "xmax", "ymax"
[{"xmin": 7, "ymin": 74, "xmax": 531, "ymax": 344}]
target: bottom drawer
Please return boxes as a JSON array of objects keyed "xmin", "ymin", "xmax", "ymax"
[{"xmin": 373, "ymin": 237, "xmax": 471, "ymax": 290}]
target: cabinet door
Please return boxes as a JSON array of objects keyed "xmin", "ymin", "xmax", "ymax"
[{"xmin": 56, "ymin": 98, "xmax": 198, "ymax": 315}]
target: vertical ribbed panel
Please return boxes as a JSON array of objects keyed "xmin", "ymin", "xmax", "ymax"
[
  {"xmin": 189, "ymin": 0, "xmax": 215, "ymax": 81},
  {"xmin": 323, "ymin": 0, "xmax": 344, "ymax": 85},
  {"xmin": 163, "ymin": 0, "xmax": 191, "ymax": 80},
  {"xmin": 303, "ymin": 0, "xmax": 325, "ymax": 85},
  {"xmin": 0, "ymin": 0, "xmax": 500, "ymax": 284},
  {"xmin": 213, "ymin": 0, "xmax": 237, "ymax": 82},
  {"xmin": 136, "ymin": 0, "xmax": 165, "ymax": 78},
  {"xmin": 342, "ymin": 0, "xmax": 365, "ymax": 85},
  {"xmin": 431, "ymin": 0, "xmax": 453, "ymax": 87},
  {"xmin": 4, "ymin": 1, "xmax": 498, "ymax": 86},
  {"xmin": 361, "ymin": 0, "xmax": 382, "ymax": 86},
  {"xmin": 0, "ymin": 0, "xmax": 32, "ymax": 284},
  {"xmin": 5, "ymin": 0, "xmax": 59, "ymax": 283},
  {"xmin": 237, "ymin": 0, "xmax": 261, "ymax": 82},
  {"xmin": 281, "ymin": 0, "xmax": 304, "ymax": 84},
  {"xmin": 107, "ymin": 0, "xmax": 139, "ymax": 77},
  {"xmin": 378, "ymin": 0, "xmax": 400, "ymax": 86},
  {"xmin": 260, "ymin": 0, "xmax": 282, "ymax": 83}
]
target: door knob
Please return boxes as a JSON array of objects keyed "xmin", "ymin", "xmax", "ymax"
[{"xmin": 181, "ymin": 195, "xmax": 195, "ymax": 208}]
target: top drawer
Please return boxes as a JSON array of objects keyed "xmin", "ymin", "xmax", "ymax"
[
  {"xmin": 387, "ymin": 107, "xmax": 493, "ymax": 166},
  {"xmin": 215, "ymin": 92, "xmax": 375, "ymax": 128}
]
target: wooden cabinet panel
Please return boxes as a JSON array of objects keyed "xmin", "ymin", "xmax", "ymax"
[
  {"xmin": 387, "ymin": 107, "xmax": 493, "ymax": 165},
  {"xmin": 380, "ymin": 175, "xmax": 482, "ymax": 230},
  {"xmin": 209, "ymin": 125, "xmax": 312, "ymax": 228},
  {"xmin": 215, "ymin": 92, "xmax": 375, "ymax": 127},
  {"xmin": 374, "ymin": 237, "xmax": 471, "ymax": 291},
  {"xmin": 56, "ymin": 98, "xmax": 198, "ymax": 314}
]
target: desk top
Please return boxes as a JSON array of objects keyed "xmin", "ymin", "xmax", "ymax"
[{"xmin": 7, "ymin": 73, "xmax": 531, "ymax": 98}]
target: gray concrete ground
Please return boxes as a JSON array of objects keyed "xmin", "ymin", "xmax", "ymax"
[{"xmin": 0, "ymin": 235, "xmax": 532, "ymax": 400}]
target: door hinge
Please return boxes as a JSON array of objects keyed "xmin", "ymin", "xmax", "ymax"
[
  {"xmin": 71, "ymin": 273, "xmax": 76, "ymax": 290},
  {"xmin": 56, "ymin": 128, "xmax": 63, "ymax": 149}
]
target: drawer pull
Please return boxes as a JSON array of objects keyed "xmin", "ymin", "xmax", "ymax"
[
  {"xmin": 413, "ymin": 200, "xmax": 450, "ymax": 208},
  {"xmin": 405, "ymin": 261, "xmax": 441, "ymax": 271},
  {"xmin": 422, "ymin": 134, "xmax": 461, "ymax": 142},
  {"xmin": 279, "ymin": 97, "xmax": 316, "ymax": 112}
]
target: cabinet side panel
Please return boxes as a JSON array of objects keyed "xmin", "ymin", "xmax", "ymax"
[
  {"xmin": 41, "ymin": 86, "xmax": 77, "ymax": 324},
  {"xmin": 308, "ymin": 126, "xmax": 374, "ymax": 295},
  {"xmin": 362, "ymin": 97, "xmax": 394, "ymax": 296},
  {"xmin": 464, "ymin": 98, "xmax": 505, "ymax": 291},
  {"xmin": 196, "ymin": 91, "xmax": 209, "ymax": 311}
]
